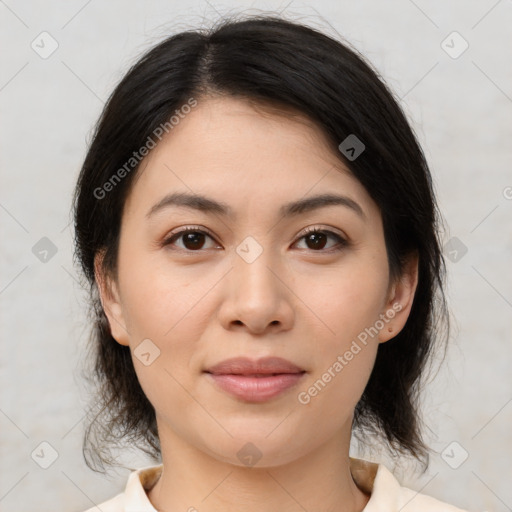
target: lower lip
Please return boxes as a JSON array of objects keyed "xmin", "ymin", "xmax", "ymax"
[{"xmin": 206, "ymin": 373, "xmax": 306, "ymax": 402}]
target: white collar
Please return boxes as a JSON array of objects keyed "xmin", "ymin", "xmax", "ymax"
[{"xmin": 120, "ymin": 457, "xmax": 465, "ymax": 512}]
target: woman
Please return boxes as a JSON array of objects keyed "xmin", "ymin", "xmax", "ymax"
[{"xmin": 74, "ymin": 14, "xmax": 474, "ymax": 512}]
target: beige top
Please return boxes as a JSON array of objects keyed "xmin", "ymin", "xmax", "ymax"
[{"xmin": 83, "ymin": 457, "xmax": 471, "ymax": 512}]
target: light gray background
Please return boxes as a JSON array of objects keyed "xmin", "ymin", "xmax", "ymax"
[{"xmin": 1, "ymin": 1, "xmax": 511, "ymax": 511}]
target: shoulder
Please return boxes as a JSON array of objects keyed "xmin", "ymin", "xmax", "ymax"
[
  {"xmin": 81, "ymin": 492, "xmax": 125, "ymax": 512},
  {"xmin": 353, "ymin": 458, "xmax": 474, "ymax": 512},
  {"xmin": 396, "ymin": 484, "xmax": 470, "ymax": 511},
  {"xmin": 78, "ymin": 464, "xmax": 163, "ymax": 512}
]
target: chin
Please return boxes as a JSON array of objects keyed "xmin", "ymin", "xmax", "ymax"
[{"xmin": 198, "ymin": 427, "xmax": 312, "ymax": 469}]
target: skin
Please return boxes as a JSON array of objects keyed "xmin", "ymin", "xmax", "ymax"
[{"xmin": 95, "ymin": 96, "xmax": 418, "ymax": 512}]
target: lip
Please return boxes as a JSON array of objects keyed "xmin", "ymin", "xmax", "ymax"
[
  {"xmin": 206, "ymin": 356, "xmax": 305, "ymax": 375},
  {"xmin": 204, "ymin": 357, "xmax": 306, "ymax": 403}
]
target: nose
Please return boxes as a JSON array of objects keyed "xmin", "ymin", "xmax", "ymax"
[{"xmin": 217, "ymin": 246, "xmax": 295, "ymax": 335}]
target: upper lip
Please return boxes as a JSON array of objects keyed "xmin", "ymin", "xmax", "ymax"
[{"xmin": 205, "ymin": 357, "xmax": 305, "ymax": 375}]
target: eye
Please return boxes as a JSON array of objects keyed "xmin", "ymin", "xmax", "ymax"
[
  {"xmin": 162, "ymin": 226, "xmax": 219, "ymax": 251},
  {"xmin": 294, "ymin": 227, "xmax": 349, "ymax": 252},
  {"xmin": 161, "ymin": 226, "xmax": 349, "ymax": 253}
]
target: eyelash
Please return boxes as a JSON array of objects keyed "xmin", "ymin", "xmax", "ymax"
[{"xmin": 161, "ymin": 225, "xmax": 349, "ymax": 253}]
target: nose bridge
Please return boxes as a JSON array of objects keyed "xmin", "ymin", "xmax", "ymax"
[
  {"xmin": 223, "ymin": 234, "xmax": 293, "ymax": 331},
  {"xmin": 233, "ymin": 234, "xmax": 282, "ymax": 302}
]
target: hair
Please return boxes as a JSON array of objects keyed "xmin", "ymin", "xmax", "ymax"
[{"xmin": 73, "ymin": 13, "xmax": 449, "ymax": 474}]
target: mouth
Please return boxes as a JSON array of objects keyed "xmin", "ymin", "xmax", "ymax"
[
  {"xmin": 222, "ymin": 373, "xmax": 295, "ymax": 377},
  {"xmin": 204, "ymin": 373, "xmax": 307, "ymax": 403},
  {"xmin": 205, "ymin": 356, "xmax": 305, "ymax": 375},
  {"xmin": 204, "ymin": 357, "xmax": 306, "ymax": 403}
]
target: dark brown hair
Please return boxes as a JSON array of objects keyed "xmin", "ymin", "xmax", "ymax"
[{"xmin": 73, "ymin": 14, "xmax": 449, "ymax": 474}]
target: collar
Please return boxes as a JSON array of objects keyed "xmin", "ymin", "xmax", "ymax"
[{"xmin": 124, "ymin": 457, "xmax": 397, "ymax": 512}]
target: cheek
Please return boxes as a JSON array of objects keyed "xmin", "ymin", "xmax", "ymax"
[
  {"xmin": 123, "ymin": 274, "xmax": 205, "ymax": 419},
  {"xmin": 114, "ymin": 259, "xmax": 206, "ymax": 416},
  {"xmin": 117, "ymin": 241, "xmax": 212, "ymax": 339},
  {"xmin": 299, "ymin": 255, "xmax": 389, "ymax": 339},
  {"xmin": 294, "ymin": 251, "xmax": 387, "ymax": 404},
  {"xmin": 296, "ymin": 331, "xmax": 378, "ymax": 427}
]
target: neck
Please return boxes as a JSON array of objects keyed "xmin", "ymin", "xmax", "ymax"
[{"xmin": 147, "ymin": 423, "xmax": 370, "ymax": 512}]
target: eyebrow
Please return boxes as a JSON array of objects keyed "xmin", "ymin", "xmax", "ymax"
[{"xmin": 146, "ymin": 191, "xmax": 366, "ymax": 221}]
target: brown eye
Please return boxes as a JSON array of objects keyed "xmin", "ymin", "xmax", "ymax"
[
  {"xmin": 295, "ymin": 228, "xmax": 348, "ymax": 252},
  {"xmin": 181, "ymin": 231, "xmax": 207, "ymax": 250},
  {"xmin": 304, "ymin": 231, "xmax": 328, "ymax": 250},
  {"xmin": 163, "ymin": 227, "xmax": 218, "ymax": 251}
]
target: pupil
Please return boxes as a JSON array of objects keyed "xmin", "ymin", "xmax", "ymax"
[
  {"xmin": 185, "ymin": 232, "xmax": 204, "ymax": 249},
  {"xmin": 308, "ymin": 233, "xmax": 326, "ymax": 250}
]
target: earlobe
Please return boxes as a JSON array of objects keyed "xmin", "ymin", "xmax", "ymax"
[
  {"xmin": 378, "ymin": 252, "xmax": 419, "ymax": 343},
  {"xmin": 94, "ymin": 251, "xmax": 130, "ymax": 347}
]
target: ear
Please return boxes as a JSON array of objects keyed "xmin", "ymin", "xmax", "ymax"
[
  {"xmin": 378, "ymin": 251, "xmax": 419, "ymax": 343},
  {"xmin": 94, "ymin": 250, "xmax": 130, "ymax": 346}
]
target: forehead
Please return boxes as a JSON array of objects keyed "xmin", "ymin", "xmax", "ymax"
[{"xmin": 123, "ymin": 96, "xmax": 379, "ymax": 222}]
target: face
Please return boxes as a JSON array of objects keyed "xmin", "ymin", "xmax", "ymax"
[{"xmin": 96, "ymin": 96, "xmax": 418, "ymax": 468}]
